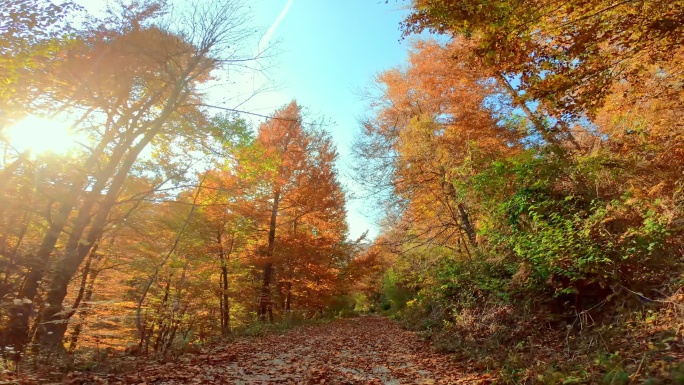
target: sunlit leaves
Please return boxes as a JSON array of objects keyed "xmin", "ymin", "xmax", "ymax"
[
  {"xmin": 355, "ymin": 40, "xmax": 519, "ymax": 251},
  {"xmin": 402, "ymin": 0, "xmax": 684, "ymax": 117},
  {"xmin": 0, "ymin": 0, "xmax": 80, "ymax": 120}
]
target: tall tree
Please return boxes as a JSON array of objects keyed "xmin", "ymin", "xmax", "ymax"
[
  {"xmin": 252, "ymin": 101, "xmax": 349, "ymax": 320},
  {"xmin": 253, "ymin": 102, "xmax": 308, "ymax": 321},
  {"xmin": 3, "ymin": 0, "xmax": 262, "ymax": 354},
  {"xmin": 353, "ymin": 40, "xmax": 519, "ymax": 252}
]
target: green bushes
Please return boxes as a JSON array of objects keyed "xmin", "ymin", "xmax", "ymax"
[
  {"xmin": 502, "ymin": 195, "xmax": 672, "ymax": 294},
  {"xmin": 379, "ymin": 147, "xmax": 682, "ymax": 311},
  {"xmin": 382, "ymin": 268, "xmax": 414, "ymax": 312},
  {"xmin": 373, "ymin": 146, "xmax": 684, "ymax": 382},
  {"xmin": 471, "ymin": 150, "xmax": 680, "ymax": 302}
]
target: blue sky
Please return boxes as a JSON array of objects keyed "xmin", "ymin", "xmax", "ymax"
[
  {"xmin": 241, "ymin": 0, "xmax": 415, "ymax": 240},
  {"xmin": 75, "ymin": 0, "xmax": 417, "ymax": 240}
]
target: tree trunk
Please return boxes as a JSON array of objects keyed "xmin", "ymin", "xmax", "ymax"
[
  {"xmin": 217, "ymin": 231, "xmax": 233, "ymax": 336},
  {"xmin": 218, "ymin": 232, "xmax": 231, "ymax": 335},
  {"xmin": 0, "ymin": 210, "xmax": 30, "ymax": 297},
  {"xmin": 259, "ymin": 187, "xmax": 280, "ymax": 322},
  {"xmin": 6, "ymin": 127, "xmax": 127, "ymax": 351},
  {"xmin": 285, "ymin": 281, "xmax": 292, "ymax": 312},
  {"xmin": 38, "ymin": 127, "xmax": 160, "ymax": 350},
  {"xmin": 30, "ymin": 53, "xmax": 198, "ymax": 351},
  {"xmin": 152, "ymin": 278, "xmax": 172, "ymax": 354},
  {"xmin": 220, "ymin": 263, "xmax": 230, "ymax": 335},
  {"xmin": 67, "ymin": 262, "xmax": 101, "ymax": 355},
  {"xmin": 0, "ymin": 150, "xmax": 28, "ymax": 189},
  {"xmin": 260, "ymin": 263, "xmax": 274, "ymax": 322},
  {"xmin": 457, "ymin": 203, "xmax": 477, "ymax": 246}
]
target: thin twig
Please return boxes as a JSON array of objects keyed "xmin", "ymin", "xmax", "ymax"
[{"xmin": 629, "ymin": 353, "xmax": 647, "ymax": 384}]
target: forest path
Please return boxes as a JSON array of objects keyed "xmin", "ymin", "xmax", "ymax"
[{"xmin": 83, "ymin": 316, "xmax": 491, "ymax": 384}]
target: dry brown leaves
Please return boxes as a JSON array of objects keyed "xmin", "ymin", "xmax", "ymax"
[{"xmin": 64, "ymin": 316, "xmax": 493, "ymax": 384}]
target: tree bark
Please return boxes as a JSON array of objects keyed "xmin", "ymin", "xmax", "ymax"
[
  {"xmin": 67, "ymin": 262, "xmax": 100, "ymax": 354},
  {"xmin": 6, "ymin": 126, "xmax": 127, "ymax": 350},
  {"xmin": 259, "ymin": 187, "xmax": 280, "ymax": 322},
  {"xmin": 218, "ymin": 232, "xmax": 233, "ymax": 336},
  {"xmin": 285, "ymin": 282, "xmax": 292, "ymax": 312},
  {"xmin": 37, "ymin": 151, "xmax": 143, "ymax": 349},
  {"xmin": 457, "ymin": 203, "xmax": 477, "ymax": 246},
  {"xmin": 37, "ymin": 124, "xmax": 167, "ymax": 350},
  {"xmin": 19, "ymin": 35, "xmax": 204, "ymax": 351}
]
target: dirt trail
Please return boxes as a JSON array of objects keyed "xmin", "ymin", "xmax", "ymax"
[{"xmin": 69, "ymin": 316, "xmax": 491, "ymax": 384}]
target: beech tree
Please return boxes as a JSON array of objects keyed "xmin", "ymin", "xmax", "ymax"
[
  {"xmin": 1, "ymin": 0, "xmax": 263, "ymax": 355},
  {"xmin": 354, "ymin": 40, "xmax": 519, "ymax": 252},
  {"xmin": 355, "ymin": 5, "xmax": 684, "ymax": 381},
  {"xmin": 402, "ymin": 0, "xmax": 684, "ymax": 118}
]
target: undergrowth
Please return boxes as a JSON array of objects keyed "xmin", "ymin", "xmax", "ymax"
[{"xmin": 378, "ymin": 261, "xmax": 684, "ymax": 384}]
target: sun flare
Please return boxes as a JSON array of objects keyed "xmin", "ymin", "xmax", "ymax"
[{"xmin": 3, "ymin": 115, "xmax": 77, "ymax": 155}]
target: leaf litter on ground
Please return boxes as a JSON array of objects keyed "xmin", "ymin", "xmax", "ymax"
[{"xmin": 64, "ymin": 316, "xmax": 493, "ymax": 384}]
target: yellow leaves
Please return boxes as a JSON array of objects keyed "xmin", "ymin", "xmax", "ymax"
[{"xmin": 648, "ymin": 182, "xmax": 665, "ymax": 197}]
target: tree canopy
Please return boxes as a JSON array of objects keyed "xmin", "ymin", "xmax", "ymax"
[{"xmin": 1, "ymin": 0, "xmax": 683, "ymax": 382}]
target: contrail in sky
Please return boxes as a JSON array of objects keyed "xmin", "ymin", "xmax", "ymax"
[{"xmin": 258, "ymin": 0, "xmax": 294, "ymax": 53}]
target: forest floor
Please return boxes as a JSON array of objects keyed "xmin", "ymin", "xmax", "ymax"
[{"xmin": 59, "ymin": 316, "xmax": 493, "ymax": 384}]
